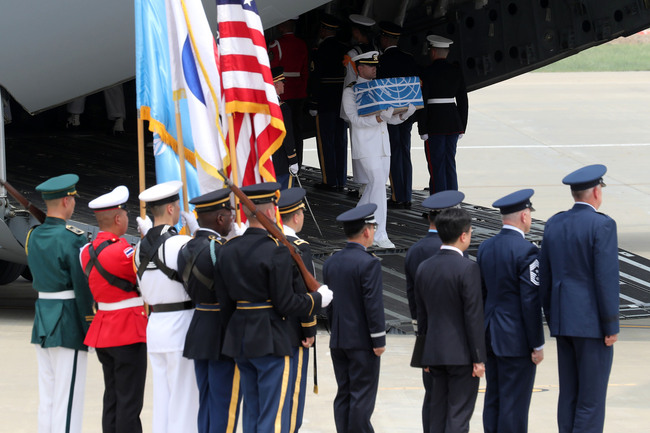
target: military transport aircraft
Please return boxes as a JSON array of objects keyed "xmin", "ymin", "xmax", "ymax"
[{"xmin": 0, "ymin": 0, "xmax": 649, "ymax": 283}]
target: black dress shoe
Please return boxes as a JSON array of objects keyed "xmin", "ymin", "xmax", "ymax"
[
  {"xmin": 387, "ymin": 199, "xmax": 405, "ymax": 209},
  {"xmin": 314, "ymin": 182, "xmax": 336, "ymax": 191},
  {"xmin": 403, "ymin": 201, "xmax": 412, "ymax": 209}
]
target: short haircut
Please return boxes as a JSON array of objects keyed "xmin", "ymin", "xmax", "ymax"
[
  {"xmin": 436, "ymin": 208, "xmax": 471, "ymax": 244},
  {"xmin": 343, "ymin": 221, "xmax": 367, "ymax": 238},
  {"xmin": 149, "ymin": 202, "xmax": 168, "ymax": 218},
  {"xmin": 428, "ymin": 209, "xmax": 442, "ymax": 224},
  {"xmin": 243, "ymin": 202, "xmax": 274, "ymax": 219},
  {"xmin": 571, "ymin": 188, "xmax": 591, "ymax": 201}
]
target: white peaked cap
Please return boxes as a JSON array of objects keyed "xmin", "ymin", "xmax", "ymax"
[
  {"xmin": 138, "ymin": 180, "xmax": 182, "ymax": 204},
  {"xmin": 89, "ymin": 185, "xmax": 129, "ymax": 211},
  {"xmin": 349, "ymin": 14, "xmax": 375, "ymax": 27},
  {"xmin": 427, "ymin": 35, "xmax": 453, "ymax": 48}
]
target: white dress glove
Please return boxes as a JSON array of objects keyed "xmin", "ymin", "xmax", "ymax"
[
  {"xmin": 289, "ymin": 163, "xmax": 299, "ymax": 175},
  {"xmin": 309, "ymin": 110, "xmax": 318, "ymax": 117},
  {"xmin": 232, "ymin": 221, "xmax": 247, "ymax": 236},
  {"xmin": 180, "ymin": 211, "xmax": 199, "ymax": 236},
  {"xmin": 401, "ymin": 103, "xmax": 416, "ymax": 119},
  {"xmin": 458, "ymin": 133, "xmax": 464, "ymax": 140},
  {"xmin": 420, "ymin": 134, "xmax": 429, "ymax": 141},
  {"xmin": 317, "ymin": 284, "xmax": 333, "ymax": 308},
  {"xmin": 379, "ymin": 107, "xmax": 394, "ymax": 122},
  {"xmin": 136, "ymin": 216, "xmax": 152, "ymax": 236}
]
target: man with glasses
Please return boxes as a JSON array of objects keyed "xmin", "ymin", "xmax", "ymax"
[
  {"xmin": 80, "ymin": 186, "xmax": 148, "ymax": 433},
  {"xmin": 539, "ymin": 164, "xmax": 619, "ymax": 433},
  {"xmin": 26, "ymin": 174, "xmax": 94, "ymax": 433},
  {"xmin": 477, "ymin": 189, "xmax": 544, "ymax": 433},
  {"xmin": 323, "ymin": 203, "xmax": 386, "ymax": 433}
]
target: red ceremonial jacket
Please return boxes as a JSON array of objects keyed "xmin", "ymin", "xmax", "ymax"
[
  {"xmin": 80, "ymin": 231, "xmax": 147, "ymax": 348},
  {"xmin": 268, "ymin": 32, "xmax": 309, "ymax": 100}
]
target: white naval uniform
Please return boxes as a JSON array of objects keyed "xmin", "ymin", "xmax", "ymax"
[
  {"xmin": 134, "ymin": 228, "xmax": 199, "ymax": 433},
  {"xmin": 341, "ymin": 76, "xmax": 405, "ymax": 243}
]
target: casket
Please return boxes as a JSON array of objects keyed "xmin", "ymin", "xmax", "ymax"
[{"xmin": 354, "ymin": 76, "xmax": 424, "ymax": 117}]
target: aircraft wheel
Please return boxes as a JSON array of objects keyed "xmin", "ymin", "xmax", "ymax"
[
  {"xmin": 21, "ymin": 266, "xmax": 33, "ymax": 282},
  {"xmin": 0, "ymin": 260, "xmax": 26, "ymax": 285}
]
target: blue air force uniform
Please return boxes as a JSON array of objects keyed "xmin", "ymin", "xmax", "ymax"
[
  {"xmin": 539, "ymin": 165, "xmax": 619, "ymax": 433},
  {"xmin": 177, "ymin": 188, "xmax": 241, "ymax": 433},
  {"xmin": 477, "ymin": 189, "xmax": 544, "ymax": 433},
  {"xmin": 214, "ymin": 183, "xmax": 323, "ymax": 433},
  {"xmin": 323, "ymin": 204, "xmax": 386, "ymax": 433}
]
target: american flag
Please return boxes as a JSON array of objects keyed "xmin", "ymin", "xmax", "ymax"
[{"xmin": 217, "ymin": 0, "xmax": 285, "ymax": 186}]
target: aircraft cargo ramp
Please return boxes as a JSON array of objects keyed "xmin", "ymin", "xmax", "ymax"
[{"xmin": 3, "ymin": 131, "xmax": 650, "ymax": 328}]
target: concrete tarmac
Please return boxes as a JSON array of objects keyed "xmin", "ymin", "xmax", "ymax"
[{"xmin": 2, "ymin": 71, "xmax": 650, "ymax": 432}]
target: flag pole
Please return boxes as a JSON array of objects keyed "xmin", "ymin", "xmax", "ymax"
[
  {"xmin": 227, "ymin": 113, "xmax": 241, "ymax": 225},
  {"xmin": 137, "ymin": 109, "xmax": 147, "ymax": 220},
  {"xmin": 174, "ymin": 97, "xmax": 190, "ymax": 213}
]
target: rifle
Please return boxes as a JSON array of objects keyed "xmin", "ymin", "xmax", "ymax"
[
  {"xmin": 0, "ymin": 179, "xmax": 46, "ymax": 223},
  {"xmin": 219, "ymin": 171, "xmax": 321, "ymax": 293}
]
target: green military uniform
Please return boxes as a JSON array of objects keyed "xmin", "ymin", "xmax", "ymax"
[{"xmin": 26, "ymin": 173, "xmax": 94, "ymax": 433}]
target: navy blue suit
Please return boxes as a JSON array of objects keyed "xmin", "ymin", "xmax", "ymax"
[
  {"xmin": 477, "ymin": 227, "xmax": 544, "ymax": 433},
  {"xmin": 404, "ymin": 230, "xmax": 441, "ymax": 432},
  {"xmin": 539, "ymin": 203, "xmax": 619, "ymax": 433},
  {"xmin": 324, "ymin": 242, "xmax": 385, "ymax": 433},
  {"xmin": 415, "ymin": 248, "xmax": 485, "ymax": 433}
]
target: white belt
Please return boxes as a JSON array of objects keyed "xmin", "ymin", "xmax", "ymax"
[
  {"xmin": 98, "ymin": 297, "xmax": 144, "ymax": 312},
  {"xmin": 427, "ymin": 98, "xmax": 455, "ymax": 104},
  {"xmin": 39, "ymin": 290, "xmax": 75, "ymax": 300},
  {"xmin": 284, "ymin": 72, "xmax": 301, "ymax": 78}
]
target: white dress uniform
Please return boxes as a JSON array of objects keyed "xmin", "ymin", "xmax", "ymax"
[
  {"xmin": 341, "ymin": 74, "xmax": 405, "ymax": 245},
  {"xmin": 135, "ymin": 181, "xmax": 199, "ymax": 433}
]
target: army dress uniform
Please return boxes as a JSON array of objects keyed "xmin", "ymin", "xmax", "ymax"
[
  {"xmin": 418, "ymin": 35, "xmax": 468, "ymax": 194},
  {"xmin": 278, "ymin": 188, "xmax": 317, "ymax": 433},
  {"xmin": 403, "ymin": 190, "xmax": 464, "ymax": 433},
  {"xmin": 134, "ymin": 181, "xmax": 198, "ymax": 433},
  {"xmin": 323, "ymin": 204, "xmax": 386, "ymax": 433},
  {"xmin": 214, "ymin": 183, "xmax": 324, "ymax": 433},
  {"xmin": 177, "ymin": 190, "xmax": 241, "ymax": 433},
  {"xmin": 539, "ymin": 165, "xmax": 619, "ymax": 433},
  {"xmin": 80, "ymin": 186, "xmax": 148, "ymax": 433},
  {"xmin": 26, "ymin": 174, "xmax": 94, "ymax": 433},
  {"xmin": 477, "ymin": 190, "xmax": 544, "ymax": 433},
  {"xmin": 375, "ymin": 22, "xmax": 420, "ymax": 206},
  {"xmin": 271, "ymin": 67, "xmax": 299, "ymax": 190}
]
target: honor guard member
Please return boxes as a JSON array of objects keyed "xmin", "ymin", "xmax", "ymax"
[
  {"xmin": 477, "ymin": 189, "xmax": 545, "ymax": 433},
  {"xmin": 268, "ymin": 18, "xmax": 309, "ymax": 165},
  {"xmin": 323, "ymin": 204, "xmax": 386, "ymax": 433},
  {"xmin": 403, "ymin": 190, "xmax": 464, "ymax": 433},
  {"xmin": 134, "ymin": 180, "xmax": 199, "ymax": 433},
  {"xmin": 26, "ymin": 174, "xmax": 93, "ymax": 433},
  {"xmin": 308, "ymin": 13, "xmax": 349, "ymax": 190},
  {"xmin": 341, "ymin": 50, "xmax": 416, "ymax": 249},
  {"xmin": 539, "ymin": 165, "xmax": 619, "ymax": 433},
  {"xmin": 177, "ymin": 188, "xmax": 241, "ymax": 433},
  {"xmin": 342, "ymin": 14, "xmax": 376, "ymax": 88},
  {"xmin": 214, "ymin": 182, "xmax": 333, "ymax": 433},
  {"xmin": 271, "ymin": 67, "xmax": 300, "ymax": 189},
  {"xmin": 417, "ymin": 35, "xmax": 468, "ymax": 194},
  {"xmin": 80, "ymin": 186, "xmax": 148, "ymax": 433},
  {"xmin": 278, "ymin": 187, "xmax": 316, "ymax": 433},
  {"xmin": 414, "ymin": 208, "xmax": 485, "ymax": 433},
  {"xmin": 375, "ymin": 21, "xmax": 419, "ymax": 209}
]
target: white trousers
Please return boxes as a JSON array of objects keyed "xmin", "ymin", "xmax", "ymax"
[
  {"xmin": 35, "ymin": 346, "xmax": 87, "ymax": 433},
  {"xmin": 149, "ymin": 351, "xmax": 200, "ymax": 433},
  {"xmin": 356, "ymin": 155, "xmax": 391, "ymax": 242},
  {"xmin": 66, "ymin": 84, "xmax": 125, "ymax": 119}
]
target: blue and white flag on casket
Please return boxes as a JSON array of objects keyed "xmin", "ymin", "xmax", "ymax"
[{"xmin": 354, "ymin": 76, "xmax": 424, "ymax": 117}]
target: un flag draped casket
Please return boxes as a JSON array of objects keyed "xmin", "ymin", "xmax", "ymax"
[{"xmin": 354, "ymin": 76, "xmax": 424, "ymax": 116}]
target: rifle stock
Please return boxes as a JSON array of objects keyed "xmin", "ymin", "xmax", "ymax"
[
  {"xmin": 220, "ymin": 171, "xmax": 321, "ymax": 293},
  {"xmin": 0, "ymin": 179, "xmax": 46, "ymax": 223}
]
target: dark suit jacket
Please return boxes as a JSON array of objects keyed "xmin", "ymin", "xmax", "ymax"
[
  {"xmin": 376, "ymin": 45, "xmax": 418, "ymax": 79},
  {"xmin": 539, "ymin": 203, "xmax": 620, "ymax": 338},
  {"xmin": 415, "ymin": 248, "xmax": 485, "ymax": 366},
  {"xmin": 477, "ymin": 228, "xmax": 544, "ymax": 357},
  {"xmin": 286, "ymin": 234, "xmax": 316, "ymax": 347},
  {"xmin": 404, "ymin": 231, "xmax": 442, "ymax": 321},
  {"xmin": 324, "ymin": 242, "xmax": 386, "ymax": 350}
]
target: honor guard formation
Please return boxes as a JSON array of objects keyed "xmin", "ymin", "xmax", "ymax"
[{"xmin": 21, "ymin": 8, "xmax": 622, "ymax": 433}]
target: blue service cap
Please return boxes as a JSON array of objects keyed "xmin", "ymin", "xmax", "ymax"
[
  {"xmin": 336, "ymin": 203, "xmax": 377, "ymax": 225},
  {"xmin": 189, "ymin": 188, "xmax": 231, "ymax": 213},
  {"xmin": 562, "ymin": 164, "xmax": 607, "ymax": 191},
  {"xmin": 36, "ymin": 174, "xmax": 79, "ymax": 200},
  {"xmin": 240, "ymin": 182, "xmax": 281, "ymax": 204},
  {"xmin": 492, "ymin": 189, "xmax": 535, "ymax": 214},
  {"xmin": 278, "ymin": 188, "xmax": 306, "ymax": 214},
  {"xmin": 422, "ymin": 190, "xmax": 465, "ymax": 210}
]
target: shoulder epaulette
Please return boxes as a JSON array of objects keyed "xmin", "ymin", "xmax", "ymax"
[
  {"xmin": 66, "ymin": 225, "xmax": 86, "ymax": 236},
  {"xmin": 294, "ymin": 239, "xmax": 309, "ymax": 246}
]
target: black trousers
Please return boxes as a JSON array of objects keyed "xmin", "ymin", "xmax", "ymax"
[
  {"xmin": 428, "ymin": 364, "xmax": 479, "ymax": 433},
  {"xmin": 96, "ymin": 343, "xmax": 147, "ymax": 433}
]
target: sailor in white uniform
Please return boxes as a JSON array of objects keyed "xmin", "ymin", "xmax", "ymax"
[
  {"xmin": 134, "ymin": 181, "xmax": 199, "ymax": 433},
  {"xmin": 341, "ymin": 51, "xmax": 416, "ymax": 248}
]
